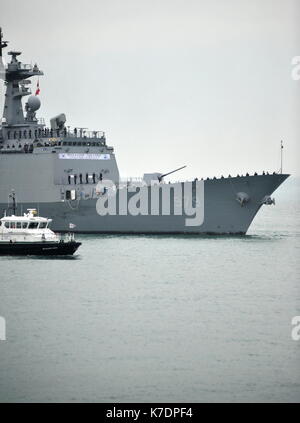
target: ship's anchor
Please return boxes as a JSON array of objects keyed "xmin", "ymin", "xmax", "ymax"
[{"xmin": 236, "ymin": 192, "xmax": 250, "ymax": 207}]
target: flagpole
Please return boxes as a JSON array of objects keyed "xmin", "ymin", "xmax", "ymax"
[{"xmin": 280, "ymin": 140, "xmax": 283, "ymax": 174}]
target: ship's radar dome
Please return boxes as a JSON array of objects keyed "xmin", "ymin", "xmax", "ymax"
[{"xmin": 27, "ymin": 95, "xmax": 41, "ymax": 111}]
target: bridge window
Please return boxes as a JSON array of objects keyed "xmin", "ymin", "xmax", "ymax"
[
  {"xmin": 39, "ymin": 222, "xmax": 47, "ymax": 229},
  {"xmin": 28, "ymin": 222, "xmax": 39, "ymax": 229}
]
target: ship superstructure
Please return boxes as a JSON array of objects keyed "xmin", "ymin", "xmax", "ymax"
[{"xmin": 0, "ymin": 29, "xmax": 289, "ymax": 234}]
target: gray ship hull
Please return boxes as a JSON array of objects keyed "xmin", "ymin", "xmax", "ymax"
[{"xmin": 0, "ymin": 174, "xmax": 289, "ymax": 235}]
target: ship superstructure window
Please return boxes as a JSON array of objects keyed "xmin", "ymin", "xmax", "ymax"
[
  {"xmin": 16, "ymin": 222, "xmax": 22, "ymax": 229},
  {"xmin": 39, "ymin": 222, "xmax": 47, "ymax": 229},
  {"xmin": 28, "ymin": 222, "xmax": 39, "ymax": 229},
  {"xmin": 5, "ymin": 222, "xmax": 9, "ymax": 228},
  {"xmin": 22, "ymin": 222, "xmax": 28, "ymax": 229}
]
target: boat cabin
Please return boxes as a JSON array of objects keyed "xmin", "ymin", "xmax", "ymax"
[{"xmin": 0, "ymin": 209, "xmax": 52, "ymax": 232}]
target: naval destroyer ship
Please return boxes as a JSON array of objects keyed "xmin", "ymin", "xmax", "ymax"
[{"xmin": 0, "ymin": 29, "xmax": 289, "ymax": 234}]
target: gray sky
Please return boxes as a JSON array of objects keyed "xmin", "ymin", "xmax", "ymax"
[{"xmin": 1, "ymin": 0, "xmax": 299, "ymax": 179}]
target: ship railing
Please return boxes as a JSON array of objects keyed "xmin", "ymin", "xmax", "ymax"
[
  {"xmin": 31, "ymin": 128, "xmax": 106, "ymax": 140},
  {"xmin": 67, "ymin": 129, "xmax": 105, "ymax": 140},
  {"xmin": 51, "ymin": 232, "xmax": 76, "ymax": 243},
  {"xmin": 19, "ymin": 64, "xmax": 32, "ymax": 70}
]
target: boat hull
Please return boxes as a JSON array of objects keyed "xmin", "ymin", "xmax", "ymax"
[{"xmin": 0, "ymin": 241, "xmax": 81, "ymax": 256}]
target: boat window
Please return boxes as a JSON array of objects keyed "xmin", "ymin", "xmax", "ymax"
[
  {"xmin": 10, "ymin": 222, "xmax": 16, "ymax": 229},
  {"xmin": 28, "ymin": 222, "xmax": 39, "ymax": 229},
  {"xmin": 5, "ymin": 222, "xmax": 9, "ymax": 228},
  {"xmin": 22, "ymin": 222, "xmax": 28, "ymax": 229},
  {"xmin": 16, "ymin": 222, "xmax": 22, "ymax": 229},
  {"xmin": 39, "ymin": 222, "xmax": 47, "ymax": 229}
]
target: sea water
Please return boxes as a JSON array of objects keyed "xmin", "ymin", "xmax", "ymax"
[{"xmin": 0, "ymin": 178, "xmax": 299, "ymax": 402}]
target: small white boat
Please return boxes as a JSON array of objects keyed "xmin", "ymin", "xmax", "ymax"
[{"xmin": 0, "ymin": 209, "xmax": 81, "ymax": 255}]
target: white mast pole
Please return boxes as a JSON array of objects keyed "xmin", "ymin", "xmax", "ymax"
[{"xmin": 280, "ymin": 140, "xmax": 283, "ymax": 174}]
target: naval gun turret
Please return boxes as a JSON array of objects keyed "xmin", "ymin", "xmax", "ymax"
[{"xmin": 143, "ymin": 165, "xmax": 187, "ymax": 185}]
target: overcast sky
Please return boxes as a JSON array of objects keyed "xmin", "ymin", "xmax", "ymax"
[{"xmin": 0, "ymin": 0, "xmax": 299, "ymax": 179}]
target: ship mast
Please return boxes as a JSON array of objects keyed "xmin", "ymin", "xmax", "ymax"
[
  {"xmin": 0, "ymin": 27, "xmax": 8, "ymax": 58},
  {"xmin": 1, "ymin": 29, "xmax": 43, "ymax": 126}
]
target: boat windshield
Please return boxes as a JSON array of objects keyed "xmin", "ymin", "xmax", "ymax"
[
  {"xmin": 28, "ymin": 222, "xmax": 39, "ymax": 229},
  {"xmin": 39, "ymin": 222, "xmax": 47, "ymax": 229}
]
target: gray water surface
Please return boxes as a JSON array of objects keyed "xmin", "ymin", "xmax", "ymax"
[{"xmin": 0, "ymin": 179, "xmax": 299, "ymax": 402}]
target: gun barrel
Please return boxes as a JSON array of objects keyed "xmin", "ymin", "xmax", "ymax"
[{"xmin": 159, "ymin": 165, "xmax": 187, "ymax": 180}]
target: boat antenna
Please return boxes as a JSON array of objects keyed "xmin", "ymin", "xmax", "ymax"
[
  {"xmin": 280, "ymin": 140, "xmax": 283, "ymax": 174},
  {"xmin": 8, "ymin": 190, "xmax": 16, "ymax": 215}
]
